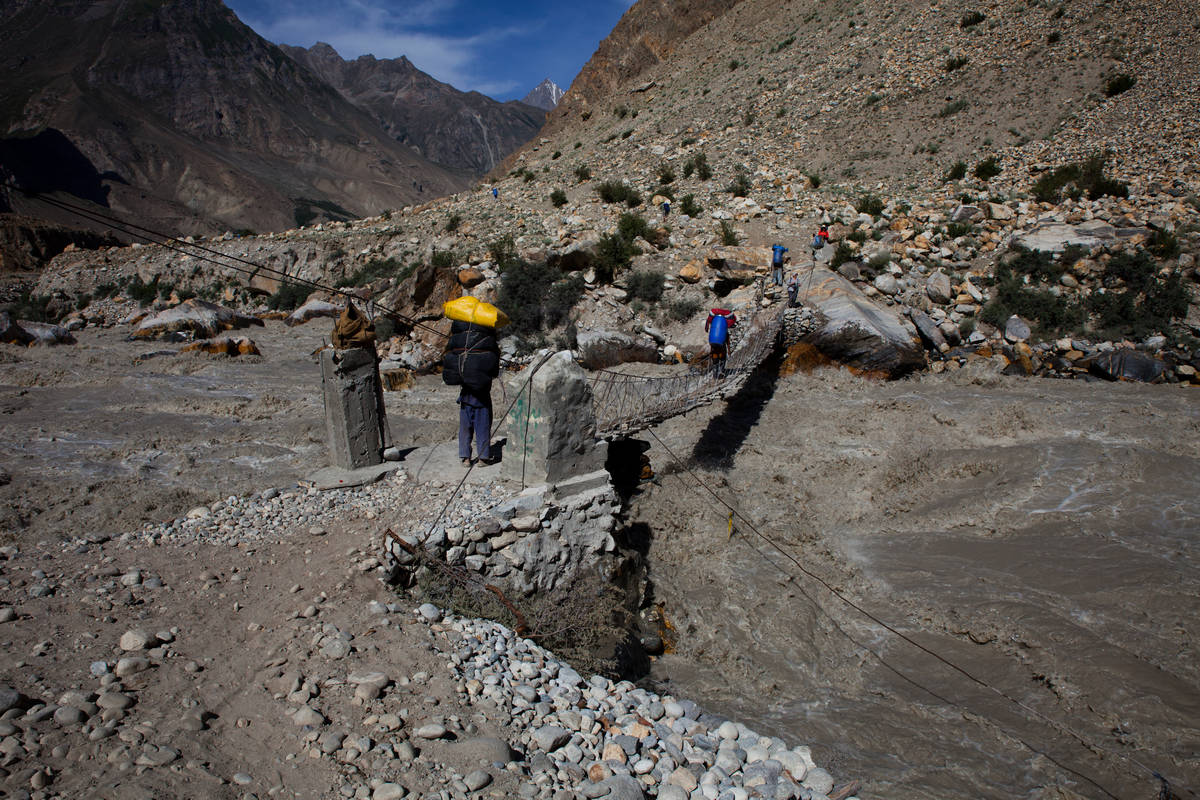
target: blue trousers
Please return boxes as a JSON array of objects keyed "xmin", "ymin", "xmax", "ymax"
[{"xmin": 458, "ymin": 403, "xmax": 492, "ymax": 459}]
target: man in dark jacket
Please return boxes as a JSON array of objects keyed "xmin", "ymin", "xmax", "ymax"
[{"xmin": 443, "ymin": 320, "xmax": 500, "ymax": 466}]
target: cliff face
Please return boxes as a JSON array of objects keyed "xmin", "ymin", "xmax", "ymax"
[
  {"xmin": 544, "ymin": 0, "xmax": 746, "ymax": 134},
  {"xmin": 283, "ymin": 43, "xmax": 545, "ymax": 177},
  {"xmin": 0, "ymin": 0, "xmax": 468, "ymax": 236}
]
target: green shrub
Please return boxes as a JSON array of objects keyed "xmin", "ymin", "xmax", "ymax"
[
  {"xmin": 550, "ymin": 189, "xmax": 568, "ymax": 208},
  {"xmin": 771, "ymin": 35, "xmax": 795, "ymax": 53},
  {"xmin": 1088, "ymin": 256, "xmax": 1188, "ymax": 340},
  {"xmin": 498, "ymin": 259, "xmax": 580, "ymax": 335},
  {"xmin": 618, "ymin": 212, "xmax": 651, "ymax": 243},
  {"xmin": 431, "ymin": 250, "xmax": 457, "ymax": 269},
  {"xmin": 944, "ymin": 161, "xmax": 968, "ymax": 181},
  {"xmin": 1031, "ymin": 153, "xmax": 1128, "ymax": 202},
  {"xmin": 807, "ymin": 172, "xmax": 822, "ymax": 189},
  {"xmin": 830, "ymin": 241, "xmax": 855, "ymax": 269},
  {"xmin": 682, "ymin": 152, "xmax": 712, "ymax": 180},
  {"xmin": 938, "ymin": 99, "xmax": 969, "ymax": 117},
  {"xmin": 489, "ymin": 235, "xmax": 519, "ymax": 271},
  {"xmin": 266, "ymin": 282, "xmax": 309, "ymax": 311},
  {"xmin": 946, "ymin": 221, "xmax": 975, "ymax": 238},
  {"xmin": 847, "ymin": 229, "xmax": 868, "ymax": 244},
  {"xmin": 666, "ymin": 297, "xmax": 703, "ymax": 322},
  {"xmin": 626, "ymin": 271, "xmax": 665, "ymax": 303},
  {"xmin": 575, "ymin": 165, "xmax": 592, "ymax": 182},
  {"xmin": 595, "ymin": 180, "xmax": 642, "ymax": 207},
  {"xmin": 743, "ymin": 109, "xmax": 756, "ymax": 126},
  {"xmin": 729, "ymin": 59, "xmax": 741, "ymax": 70},
  {"xmin": 944, "ymin": 55, "xmax": 969, "ymax": 71},
  {"xmin": 680, "ymin": 194, "xmax": 703, "ymax": 217},
  {"xmin": 1005, "ymin": 245, "xmax": 1064, "ymax": 282},
  {"xmin": 594, "ymin": 234, "xmax": 638, "ymax": 284},
  {"xmin": 337, "ymin": 256, "xmax": 405, "ymax": 288},
  {"xmin": 718, "ymin": 220, "xmax": 739, "ymax": 246},
  {"xmin": 125, "ymin": 277, "xmax": 160, "ymax": 307},
  {"xmin": 973, "ymin": 156, "xmax": 1001, "ymax": 181},
  {"xmin": 960, "ymin": 11, "xmax": 986, "ymax": 27},
  {"xmin": 551, "ymin": 150, "xmax": 561, "ymax": 160},
  {"xmin": 855, "ymin": 194, "xmax": 885, "ymax": 215},
  {"xmin": 545, "ymin": 274, "xmax": 585, "ymax": 328},
  {"xmin": 1047, "ymin": 30, "xmax": 1061, "ymax": 44},
  {"xmin": 980, "ymin": 268, "xmax": 1086, "ymax": 335},
  {"xmin": 657, "ymin": 163, "xmax": 676, "ymax": 184},
  {"xmin": 865, "ymin": 93, "xmax": 884, "ymax": 106},
  {"xmin": 444, "ymin": 214, "xmax": 462, "ymax": 233},
  {"xmin": 726, "ymin": 168, "xmax": 751, "ymax": 197},
  {"xmin": 1148, "ymin": 229, "xmax": 1180, "ymax": 259},
  {"xmin": 1104, "ymin": 73, "xmax": 1136, "ymax": 97},
  {"xmin": 2, "ymin": 289, "xmax": 55, "ymax": 322}
]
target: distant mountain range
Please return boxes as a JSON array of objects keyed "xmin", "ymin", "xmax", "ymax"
[
  {"xmin": 282, "ymin": 43, "xmax": 545, "ymax": 178},
  {"xmin": 0, "ymin": 0, "xmax": 544, "ymax": 239},
  {"xmin": 522, "ymin": 79, "xmax": 565, "ymax": 112}
]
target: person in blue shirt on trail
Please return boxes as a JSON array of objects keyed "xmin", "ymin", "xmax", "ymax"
[
  {"xmin": 492, "ymin": 187, "xmax": 499, "ymax": 199},
  {"xmin": 771, "ymin": 244, "xmax": 789, "ymax": 286}
]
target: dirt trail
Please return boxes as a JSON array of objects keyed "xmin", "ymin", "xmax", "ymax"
[{"xmin": 631, "ymin": 362, "xmax": 1200, "ymax": 799}]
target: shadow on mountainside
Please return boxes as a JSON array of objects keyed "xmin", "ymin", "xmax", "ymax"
[
  {"xmin": 691, "ymin": 346, "xmax": 783, "ymax": 470},
  {"xmin": 0, "ymin": 129, "xmax": 115, "ymax": 207}
]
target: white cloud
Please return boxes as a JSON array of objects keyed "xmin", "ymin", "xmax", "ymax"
[{"xmin": 236, "ymin": 0, "xmax": 525, "ymax": 95}]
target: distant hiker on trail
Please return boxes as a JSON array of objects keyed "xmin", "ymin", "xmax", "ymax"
[
  {"xmin": 661, "ymin": 198, "xmax": 671, "ymax": 219},
  {"xmin": 787, "ymin": 272, "xmax": 800, "ymax": 307},
  {"xmin": 705, "ymin": 308, "xmax": 737, "ymax": 378},
  {"xmin": 771, "ymin": 244, "xmax": 789, "ymax": 286},
  {"xmin": 811, "ymin": 224, "xmax": 829, "ymax": 253},
  {"xmin": 492, "ymin": 187, "xmax": 499, "ymax": 200}
]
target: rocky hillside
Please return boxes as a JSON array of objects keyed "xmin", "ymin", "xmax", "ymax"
[
  {"xmin": 25, "ymin": 0, "xmax": 1200, "ymax": 384},
  {"xmin": 522, "ymin": 79, "xmax": 566, "ymax": 112},
  {"xmin": 0, "ymin": 0, "xmax": 467, "ymax": 237},
  {"xmin": 283, "ymin": 43, "xmax": 545, "ymax": 177}
]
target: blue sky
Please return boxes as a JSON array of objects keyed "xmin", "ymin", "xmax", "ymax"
[{"xmin": 224, "ymin": 0, "xmax": 635, "ymax": 101}]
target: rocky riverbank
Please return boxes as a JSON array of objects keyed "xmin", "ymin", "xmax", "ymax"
[{"xmin": 0, "ymin": 458, "xmax": 851, "ymax": 800}]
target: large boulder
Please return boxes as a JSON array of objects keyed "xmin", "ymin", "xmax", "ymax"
[
  {"xmin": 19, "ymin": 321, "xmax": 76, "ymax": 346},
  {"xmin": 1011, "ymin": 221, "xmax": 1118, "ymax": 253},
  {"xmin": 131, "ymin": 299, "xmax": 263, "ymax": 340},
  {"xmin": 908, "ymin": 308, "xmax": 948, "ymax": 352},
  {"xmin": 0, "ymin": 312, "xmax": 34, "ymax": 345},
  {"xmin": 706, "ymin": 245, "xmax": 773, "ymax": 272},
  {"xmin": 575, "ymin": 329, "xmax": 657, "ymax": 369},
  {"xmin": 181, "ymin": 337, "xmax": 261, "ymax": 356},
  {"xmin": 285, "ymin": 299, "xmax": 342, "ymax": 327},
  {"xmin": 797, "ymin": 266, "xmax": 925, "ymax": 377},
  {"xmin": 1087, "ymin": 348, "xmax": 1167, "ymax": 383},
  {"xmin": 925, "ymin": 270, "xmax": 953, "ymax": 304},
  {"xmin": 549, "ymin": 238, "xmax": 599, "ymax": 271}
]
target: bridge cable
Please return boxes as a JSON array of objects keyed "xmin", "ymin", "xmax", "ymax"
[{"xmin": 643, "ymin": 426, "xmax": 1172, "ymax": 799}]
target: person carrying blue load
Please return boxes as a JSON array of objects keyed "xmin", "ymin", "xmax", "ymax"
[
  {"xmin": 705, "ymin": 307, "xmax": 738, "ymax": 377},
  {"xmin": 771, "ymin": 244, "xmax": 789, "ymax": 286}
]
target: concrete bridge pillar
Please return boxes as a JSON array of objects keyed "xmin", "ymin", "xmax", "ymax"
[
  {"xmin": 320, "ymin": 347, "xmax": 392, "ymax": 469},
  {"xmin": 502, "ymin": 350, "xmax": 607, "ymax": 487}
]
